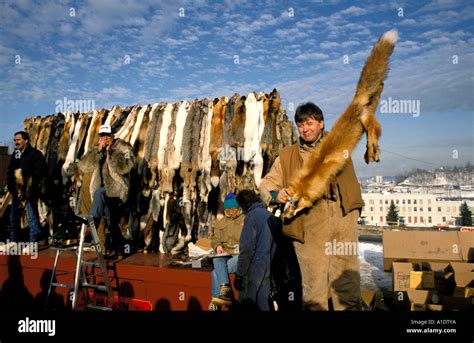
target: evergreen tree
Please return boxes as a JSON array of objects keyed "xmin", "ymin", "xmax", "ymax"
[
  {"xmin": 386, "ymin": 200, "xmax": 399, "ymax": 225},
  {"xmin": 460, "ymin": 202, "xmax": 472, "ymax": 226}
]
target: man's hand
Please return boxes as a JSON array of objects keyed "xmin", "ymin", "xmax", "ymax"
[
  {"xmin": 234, "ymin": 274, "xmax": 244, "ymax": 291},
  {"xmin": 277, "ymin": 188, "xmax": 292, "ymax": 203},
  {"xmin": 216, "ymin": 246, "xmax": 225, "ymax": 254},
  {"xmin": 98, "ymin": 140, "xmax": 105, "ymax": 152}
]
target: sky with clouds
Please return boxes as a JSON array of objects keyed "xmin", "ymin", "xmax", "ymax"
[{"xmin": 0, "ymin": 0, "xmax": 473, "ymax": 177}]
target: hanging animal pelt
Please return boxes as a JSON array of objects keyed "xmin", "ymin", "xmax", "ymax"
[{"xmin": 283, "ymin": 29, "xmax": 398, "ymax": 219}]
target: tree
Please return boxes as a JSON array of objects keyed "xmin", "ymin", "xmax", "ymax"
[
  {"xmin": 460, "ymin": 202, "xmax": 472, "ymax": 226},
  {"xmin": 386, "ymin": 200, "xmax": 399, "ymax": 225}
]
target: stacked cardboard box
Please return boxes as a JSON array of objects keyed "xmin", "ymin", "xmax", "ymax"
[{"xmin": 385, "ymin": 231, "xmax": 473, "ymax": 311}]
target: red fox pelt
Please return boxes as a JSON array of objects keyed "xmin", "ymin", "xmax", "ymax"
[{"xmin": 282, "ymin": 29, "xmax": 398, "ymax": 219}]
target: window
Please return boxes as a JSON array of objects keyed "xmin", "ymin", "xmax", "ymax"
[
  {"xmin": 414, "ymin": 217, "xmax": 418, "ymax": 223},
  {"xmin": 428, "ymin": 216, "xmax": 432, "ymax": 223},
  {"xmin": 414, "ymin": 199, "xmax": 417, "ymax": 204},
  {"xmin": 420, "ymin": 216, "xmax": 424, "ymax": 223},
  {"xmin": 369, "ymin": 200, "xmax": 374, "ymax": 205},
  {"xmin": 408, "ymin": 207, "xmax": 411, "ymax": 212},
  {"xmin": 371, "ymin": 216, "xmax": 373, "ymax": 221},
  {"xmin": 419, "ymin": 207, "xmax": 423, "ymax": 212},
  {"xmin": 380, "ymin": 216, "xmax": 384, "ymax": 222},
  {"xmin": 408, "ymin": 200, "xmax": 411, "ymax": 204},
  {"xmin": 370, "ymin": 207, "xmax": 373, "ymax": 212},
  {"xmin": 396, "ymin": 200, "xmax": 399, "ymax": 204},
  {"xmin": 442, "ymin": 217, "xmax": 446, "ymax": 222},
  {"xmin": 414, "ymin": 207, "xmax": 417, "ymax": 212},
  {"xmin": 402, "ymin": 207, "xmax": 406, "ymax": 212},
  {"xmin": 379, "ymin": 200, "xmax": 383, "ymax": 205},
  {"xmin": 428, "ymin": 199, "xmax": 431, "ymax": 205},
  {"xmin": 385, "ymin": 200, "xmax": 388, "ymax": 205},
  {"xmin": 438, "ymin": 207, "xmax": 441, "ymax": 212},
  {"xmin": 419, "ymin": 200, "xmax": 423, "ymax": 205},
  {"xmin": 402, "ymin": 200, "xmax": 406, "ymax": 204},
  {"xmin": 428, "ymin": 207, "xmax": 431, "ymax": 212},
  {"xmin": 408, "ymin": 216, "xmax": 412, "ymax": 223},
  {"xmin": 380, "ymin": 207, "xmax": 383, "ymax": 211}
]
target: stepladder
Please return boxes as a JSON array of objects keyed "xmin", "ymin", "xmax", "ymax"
[{"xmin": 46, "ymin": 215, "xmax": 116, "ymax": 311}]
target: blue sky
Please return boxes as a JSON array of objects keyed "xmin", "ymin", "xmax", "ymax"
[{"xmin": 0, "ymin": 0, "xmax": 473, "ymax": 177}]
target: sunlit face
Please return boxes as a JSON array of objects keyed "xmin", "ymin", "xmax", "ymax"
[
  {"xmin": 14, "ymin": 134, "xmax": 28, "ymax": 151},
  {"xmin": 99, "ymin": 134, "xmax": 114, "ymax": 147},
  {"xmin": 224, "ymin": 207, "xmax": 241, "ymax": 219},
  {"xmin": 297, "ymin": 117, "xmax": 324, "ymax": 143}
]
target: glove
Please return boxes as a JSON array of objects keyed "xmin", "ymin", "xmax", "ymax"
[{"xmin": 234, "ymin": 274, "xmax": 244, "ymax": 291}]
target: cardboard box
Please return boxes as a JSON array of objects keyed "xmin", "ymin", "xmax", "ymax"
[
  {"xmin": 411, "ymin": 303, "xmax": 426, "ymax": 311},
  {"xmin": 406, "ymin": 289, "xmax": 438, "ymax": 305},
  {"xmin": 434, "ymin": 271, "xmax": 455, "ymax": 296},
  {"xmin": 459, "ymin": 232, "xmax": 474, "ymax": 262},
  {"xmin": 392, "ymin": 262, "xmax": 417, "ymax": 291},
  {"xmin": 410, "ymin": 271, "xmax": 435, "ymax": 289},
  {"xmin": 383, "ymin": 231, "xmax": 469, "ymax": 271},
  {"xmin": 449, "ymin": 262, "xmax": 474, "ymax": 288},
  {"xmin": 419, "ymin": 262, "xmax": 450, "ymax": 272},
  {"xmin": 361, "ymin": 289, "xmax": 376, "ymax": 310},
  {"xmin": 426, "ymin": 304, "xmax": 444, "ymax": 311}
]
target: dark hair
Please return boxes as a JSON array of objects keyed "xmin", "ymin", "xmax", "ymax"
[
  {"xmin": 294, "ymin": 102, "xmax": 324, "ymax": 124},
  {"xmin": 236, "ymin": 189, "xmax": 260, "ymax": 213},
  {"xmin": 14, "ymin": 131, "xmax": 30, "ymax": 142}
]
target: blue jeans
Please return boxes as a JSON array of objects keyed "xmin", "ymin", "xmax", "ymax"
[
  {"xmin": 212, "ymin": 255, "xmax": 238, "ymax": 297},
  {"xmin": 10, "ymin": 194, "xmax": 41, "ymax": 243},
  {"xmin": 89, "ymin": 187, "xmax": 124, "ymax": 252}
]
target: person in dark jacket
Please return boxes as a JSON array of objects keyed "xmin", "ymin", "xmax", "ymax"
[
  {"xmin": 5, "ymin": 131, "xmax": 47, "ymax": 250},
  {"xmin": 234, "ymin": 189, "xmax": 277, "ymax": 311}
]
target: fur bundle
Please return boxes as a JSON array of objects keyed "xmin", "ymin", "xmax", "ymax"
[{"xmin": 282, "ymin": 29, "xmax": 398, "ymax": 219}]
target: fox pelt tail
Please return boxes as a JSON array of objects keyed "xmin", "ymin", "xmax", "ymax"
[{"xmin": 282, "ymin": 29, "xmax": 398, "ymax": 219}]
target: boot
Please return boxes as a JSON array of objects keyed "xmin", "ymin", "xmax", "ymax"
[{"xmin": 212, "ymin": 284, "xmax": 233, "ymax": 306}]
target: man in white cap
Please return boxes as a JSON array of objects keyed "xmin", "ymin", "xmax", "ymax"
[{"xmin": 77, "ymin": 124, "xmax": 136, "ymax": 258}]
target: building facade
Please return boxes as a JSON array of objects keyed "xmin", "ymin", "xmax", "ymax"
[{"xmin": 361, "ymin": 192, "xmax": 473, "ymax": 227}]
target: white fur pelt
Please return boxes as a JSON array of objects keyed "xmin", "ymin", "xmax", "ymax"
[
  {"xmin": 62, "ymin": 113, "xmax": 83, "ymax": 185},
  {"xmin": 170, "ymin": 101, "xmax": 190, "ymax": 171},
  {"xmin": 130, "ymin": 104, "xmax": 150, "ymax": 147},
  {"xmin": 243, "ymin": 92, "xmax": 265, "ymax": 188},
  {"xmin": 116, "ymin": 105, "xmax": 140, "ymax": 141},
  {"xmin": 157, "ymin": 103, "xmax": 173, "ymax": 171}
]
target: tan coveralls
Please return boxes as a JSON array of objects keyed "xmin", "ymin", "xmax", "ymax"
[{"xmin": 259, "ymin": 135, "xmax": 364, "ymax": 310}]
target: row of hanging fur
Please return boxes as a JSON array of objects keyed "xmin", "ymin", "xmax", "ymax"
[{"xmin": 23, "ymin": 90, "xmax": 297, "ymax": 254}]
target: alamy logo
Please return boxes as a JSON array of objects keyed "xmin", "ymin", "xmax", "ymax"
[
  {"xmin": 55, "ymin": 97, "xmax": 95, "ymax": 113},
  {"xmin": 18, "ymin": 317, "xmax": 55, "ymax": 336},
  {"xmin": 380, "ymin": 97, "xmax": 420, "ymax": 117},
  {"xmin": 324, "ymin": 239, "xmax": 359, "ymax": 256}
]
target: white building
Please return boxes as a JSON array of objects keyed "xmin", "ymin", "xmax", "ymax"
[{"xmin": 361, "ymin": 192, "xmax": 473, "ymax": 227}]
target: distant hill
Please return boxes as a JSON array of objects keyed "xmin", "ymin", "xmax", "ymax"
[{"xmin": 395, "ymin": 163, "xmax": 474, "ymax": 186}]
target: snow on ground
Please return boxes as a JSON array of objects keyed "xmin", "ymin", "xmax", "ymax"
[{"xmin": 358, "ymin": 241, "xmax": 393, "ymax": 309}]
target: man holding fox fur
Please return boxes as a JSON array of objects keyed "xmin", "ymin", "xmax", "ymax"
[{"xmin": 260, "ymin": 29, "xmax": 398, "ymax": 310}]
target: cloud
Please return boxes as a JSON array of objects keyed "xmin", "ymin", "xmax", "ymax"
[
  {"xmin": 399, "ymin": 19, "xmax": 417, "ymax": 26},
  {"xmin": 414, "ymin": 0, "xmax": 462, "ymax": 14},
  {"xmin": 294, "ymin": 52, "xmax": 329, "ymax": 61},
  {"xmin": 339, "ymin": 6, "xmax": 367, "ymax": 16},
  {"xmin": 23, "ymin": 86, "xmax": 45, "ymax": 101},
  {"xmin": 275, "ymin": 27, "xmax": 309, "ymax": 41}
]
